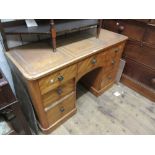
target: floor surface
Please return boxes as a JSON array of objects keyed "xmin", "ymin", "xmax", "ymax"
[{"xmin": 46, "ymin": 83, "xmax": 155, "ymax": 135}]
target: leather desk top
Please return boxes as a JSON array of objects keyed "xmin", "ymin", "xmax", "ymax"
[{"xmin": 5, "ymin": 29, "xmax": 128, "ymax": 80}]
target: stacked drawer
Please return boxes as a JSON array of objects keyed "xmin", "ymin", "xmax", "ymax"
[
  {"xmin": 79, "ymin": 43, "xmax": 124, "ymax": 93},
  {"xmin": 99, "ymin": 43, "xmax": 124, "ymax": 90},
  {"xmin": 38, "ymin": 64, "xmax": 77, "ymax": 128}
]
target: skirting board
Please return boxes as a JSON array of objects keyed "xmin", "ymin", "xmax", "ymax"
[{"xmin": 121, "ymin": 74, "xmax": 155, "ymax": 102}]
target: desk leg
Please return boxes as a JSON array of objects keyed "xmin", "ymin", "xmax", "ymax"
[
  {"xmin": 97, "ymin": 19, "xmax": 103, "ymax": 38},
  {"xmin": 50, "ymin": 19, "xmax": 56, "ymax": 52}
]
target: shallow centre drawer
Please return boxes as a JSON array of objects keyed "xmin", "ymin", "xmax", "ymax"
[
  {"xmin": 77, "ymin": 55, "xmax": 101, "ymax": 79},
  {"xmin": 45, "ymin": 92, "xmax": 76, "ymax": 126},
  {"xmin": 42, "ymin": 79, "xmax": 75, "ymax": 108},
  {"xmin": 39, "ymin": 64, "xmax": 77, "ymax": 95}
]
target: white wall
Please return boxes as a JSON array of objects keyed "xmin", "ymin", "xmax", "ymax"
[
  {"xmin": 0, "ymin": 19, "xmax": 16, "ymax": 92},
  {"xmin": 0, "ymin": 38, "xmax": 15, "ymax": 92},
  {"xmin": 0, "ymin": 20, "xmax": 50, "ymax": 93}
]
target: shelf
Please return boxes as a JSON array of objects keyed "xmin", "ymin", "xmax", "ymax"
[
  {"xmin": 4, "ymin": 24, "xmax": 50, "ymax": 35},
  {"xmin": 1, "ymin": 19, "xmax": 100, "ymax": 51},
  {"xmin": 4, "ymin": 19, "xmax": 98, "ymax": 35}
]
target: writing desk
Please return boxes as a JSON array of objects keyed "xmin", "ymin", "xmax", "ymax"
[{"xmin": 6, "ymin": 29, "xmax": 127, "ymax": 133}]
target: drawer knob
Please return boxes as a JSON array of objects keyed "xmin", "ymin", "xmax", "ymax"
[
  {"xmin": 111, "ymin": 60, "xmax": 115, "ymax": 65},
  {"xmin": 116, "ymin": 22, "xmax": 120, "ymax": 26},
  {"xmin": 57, "ymin": 87, "xmax": 63, "ymax": 95},
  {"xmin": 118, "ymin": 25, "xmax": 125, "ymax": 33},
  {"xmin": 60, "ymin": 107, "xmax": 65, "ymax": 113},
  {"xmin": 114, "ymin": 48, "xmax": 119, "ymax": 53},
  {"xmin": 58, "ymin": 75, "xmax": 64, "ymax": 81},
  {"xmin": 50, "ymin": 79, "xmax": 54, "ymax": 84},
  {"xmin": 91, "ymin": 58, "xmax": 97, "ymax": 64}
]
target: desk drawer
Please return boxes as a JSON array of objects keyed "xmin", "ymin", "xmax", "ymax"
[
  {"xmin": 107, "ymin": 44, "xmax": 124, "ymax": 60},
  {"xmin": 78, "ymin": 54, "xmax": 101, "ymax": 79},
  {"xmin": 99, "ymin": 44, "xmax": 124, "ymax": 72},
  {"xmin": 119, "ymin": 20, "xmax": 145, "ymax": 41},
  {"xmin": 101, "ymin": 70, "xmax": 117, "ymax": 88},
  {"xmin": 39, "ymin": 64, "xmax": 77, "ymax": 95},
  {"xmin": 46, "ymin": 92, "xmax": 76, "ymax": 126},
  {"xmin": 142, "ymin": 26, "xmax": 155, "ymax": 45},
  {"xmin": 104, "ymin": 20, "xmax": 145, "ymax": 41},
  {"xmin": 42, "ymin": 79, "xmax": 75, "ymax": 108},
  {"xmin": 124, "ymin": 40, "xmax": 155, "ymax": 69}
]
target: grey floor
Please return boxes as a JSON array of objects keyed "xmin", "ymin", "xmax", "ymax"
[{"xmin": 47, "ymin": 83, "xmax": 155, "ymax": 135}]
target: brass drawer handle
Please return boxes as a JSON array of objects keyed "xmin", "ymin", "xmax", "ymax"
[
  {"xmin": 50, "ymin": 79, "xmax": 54, "ymax": 84},
  {"xmin": 60, "ymin": 107, "xmax": 65, "ymax": 113},
  {"xmin": 116, "ymin": 22, "xmax": 120, "ymax": 26},
  {"xmin": 57, "ymin": 87, "xmax": 63, "ymax": 95},
  {"xmin": 111, "ymin": 60, "xmax": 115, "ymax": 65},
  {"xmin": 114, "ymin": 48, "xmax": 119, "ymax": 53},
  {"xmin": 91, "ymin": 58, "xmax": 97, "ymax": 64},
  {"xmin": 58, "ymin": 75, "xmax": 64, "ymax": 81}
]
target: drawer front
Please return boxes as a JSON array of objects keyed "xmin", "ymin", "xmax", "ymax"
[
  {"xmin": 77, "ymin": 54, "xmax": 101, "ymax": 79},
  {"xmin": 101, "ymin": 70, "xmax": 117, "ymax": 88},
  {"xmin": 104, "ymin": 20, "xmax": 120, "ymax": 32},
  {"xmin": 42, "ymin": 79, "xmax": 75, "ymax": 108},
  {"xmin": 124, "ymin": 40, "xmax": 155, "ymax": 69},
  {"xmin": 149, "ymin": 20, "xmax": 155, "ymax": 25},
  {"xmin": 119, "ymin": 21, "xmax": 145, "ymax": 41},
  {"xmin": 99, "ymin": 44, "xmax": 124, "ymax": 72},
  {"xmin": 0, "ymin": 88, "xmax": 8, "ymax": 108},
  {"xmin": 104, "ymin": 20, "xmax": 145, "ymax": 41},
  {"xmin": 46, "ymin": 93, "xmax": 76, "ymax": 125},
  {"xmin": 108, "ymin": 44, "xmax": 124, "ymax": 59},
  {"xmin": 143, "ymin": 26, "xmax": 155, "ymax": 46},
  {"xmin": 39, "ymin": 64, "xmax": 77, "ymax": 95},
  {"xmin": 123, "ymin": 58, "xmax": 155, "ymax": 90},
  {"xmin": 106, "ymin": 44, "xmax": 123, "ymax": 67},
  {"xmin": 0, "ymin": 85, "xmax": 16, "ymax": 109}
]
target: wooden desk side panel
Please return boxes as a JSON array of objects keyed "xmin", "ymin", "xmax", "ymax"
[
  {"xmin": 26, "ymin": 66, "xmax": 78, "ymax": 132},
  {"xmin": 27, "ymin": 80, "xmax": 49, "ymax": 129}
]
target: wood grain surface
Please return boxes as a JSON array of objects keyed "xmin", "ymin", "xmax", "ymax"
[
  {"xmin": 6, "ymin": 28, "xmax": 127, "ymax": 133},
  {"xmin": 6, "ymin": 29, "xmax": 127, "ymax": 80},
  {"xmin": 48, "ymin": 83, "xmax": 155, "ymax": 135}
]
